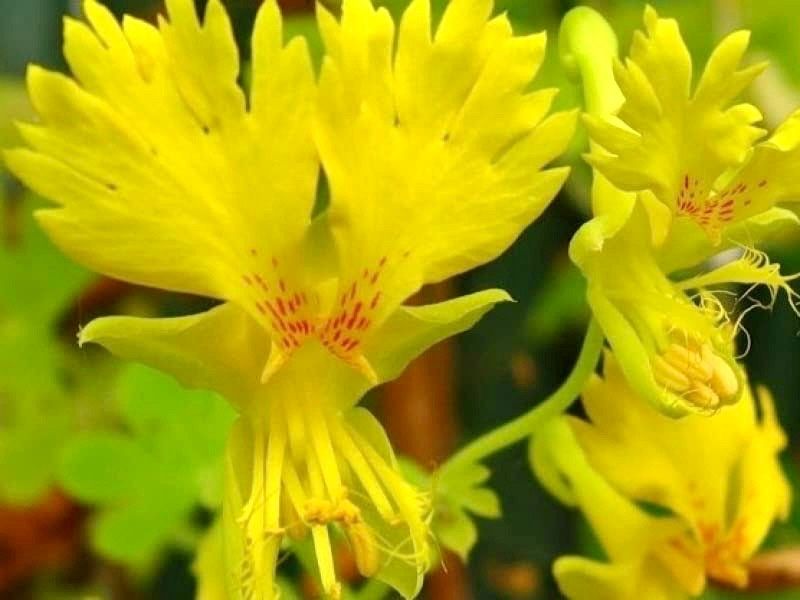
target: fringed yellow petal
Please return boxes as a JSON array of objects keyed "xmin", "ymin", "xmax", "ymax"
[
  {"xmin": 4, "ymin": 0, "xmax": 317, "ymax": 339},
  {"xmin": 315, "ymin": 0, "xmax": 573, "ymax": 334},
  {"xmin": 584, "ymin": 6, "xmax": 767, "ymax": 239},
  {"xmin": 695, "ymin": 108, "xmax": 800, "ymax": 235},
  {"xmin": 677, "ymin": 247, "xmax": 800, "ymax": 316},
  {"xmin": 728, "ymin": 387, "xmax": 791, "ymax": 561},
  {"xmin": 574, "ymin": 355, "xmax": 751, "ymax": 530},
  {"xmin": 569, "ymin": 356, "xmax": 790, "ymax": 590},
  {"xmin": 534, "ymin": 419, "xmax": 705, "ymax": 599},
  {"xmin": 554, "ymin": 557, "xmax": 680, "ymax": 600}
]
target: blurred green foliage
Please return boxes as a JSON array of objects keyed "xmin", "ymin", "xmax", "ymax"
[
  {"xmin": 59, "ymin": 365, "xmax": 234, "ymax": 566},
  {"xmin": 0, "ymin": 195, "xmax": 95, "ymax": 504}
]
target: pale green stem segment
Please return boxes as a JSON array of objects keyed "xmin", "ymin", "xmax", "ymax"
[
  {"xmin": 441, "ymin": 319, "xmax": 604, "ymax": 476},
  {"xmin": 561, "ymin": 7, "xmax": 632, "ymax": 215},
  {"xmin": 559, "ymin": 6, "xmax": 622, "ymax": 117}
]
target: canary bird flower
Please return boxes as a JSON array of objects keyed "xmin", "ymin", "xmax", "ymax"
[
  {"xmin": 563, "ymin": 5, "xmax": 798, "ymax": 415},
  {"xmin": 3, "ymin": 0, "xmax": 575, "ymax": 597},
  {"xmin": 585, "ymin": 6, "xmax": 800, "ymax": 247},
  {"xmin": 531, "ymin": 355, "xmax": 790, "ymax": 599}
]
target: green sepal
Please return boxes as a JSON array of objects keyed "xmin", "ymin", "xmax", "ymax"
[
  {"xmin": 79, "ymin": 303, "xmax": 268, "ymax": 408},
  {"xmin": 421, "ymin": 459, "xmax": 502, "ymax": 562},
  {"xmin": 366, "ymin": 288, "xmax": 512, "ymax": 383}
]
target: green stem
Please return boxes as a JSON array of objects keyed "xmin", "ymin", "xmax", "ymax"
[
  {"xmin": 559, "ymin": 6, "xmax": 622, "ymax": 116},
  {"xmin": 441, "ymin": 319, "xmax": 604, "ymax": 475}
]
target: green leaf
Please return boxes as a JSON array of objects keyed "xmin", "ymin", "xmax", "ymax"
[
  {"xmin": 0, "ymin": 189, "xmax": 93, "ymax": 503},
  {"xmin": 94, "ymin": 497, "xmax": 194, "ymax": 565},
  {"xmin": 400, "ymin": 457, "xmax": 501, "ymax": 561},
  {"xmin": 58, "ymin": 364, "xmax": 236, "ymax": 566},
  {"xmin": 461, "ymin": 487, "xmax": 501, "ymax": 519},
  {"xmin": 59, "ymin": 432, "xmax": 148, "ymax": 504},
  {"xmin": 0, "ymin": 390, "xmax": 72, "ymax": 503},
  {"xmin": 435, "ymin": 504, "xmax": 478, "ymax": 563}
]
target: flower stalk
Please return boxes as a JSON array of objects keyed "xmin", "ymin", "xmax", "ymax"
[{"xmin": 441, "ymin": 318, "xmax": 603, "ymax": 476}]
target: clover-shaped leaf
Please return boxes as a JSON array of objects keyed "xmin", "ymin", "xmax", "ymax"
[
  {"xmin": 401, "ymin": 458, "xmax": 500, "ymax": 561},
  {"xmin": 58, "ymin": 365, "xmax": 235, "ymax": 565},
  {"xmin": 435, "ymin": 463, "xmax": 501, "ymax": 561}
]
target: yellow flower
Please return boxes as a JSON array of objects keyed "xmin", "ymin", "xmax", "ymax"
[
  {"xmin": 531, "ymin": 355, "xmax": 790, "ymax": 599},
  {"xmin": 575, "ymin": 202, "xmax": 750, "ymax": 416},
  {"xmin": 562, "ymin": 5, "xmax": 798, "ymax": 415},
  {"xmin": 4, "ymin": 0, "xmax": 575, "ymax": 597},
  {"xmin": 585, "ymin": 5, "xmax": 800, "ymax": 246}
]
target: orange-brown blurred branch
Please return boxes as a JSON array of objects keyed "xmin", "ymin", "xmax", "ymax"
[
  {"xmin": 379, "ymin": 280, "xmax": 470, "ymax": 600},
  {"xmin": 737, "ymin": 547, "xmax": 800, "ymax": 593},
  {"xmin": 0, "ymin": 492, "xmax": 84, "ymax": 594}
]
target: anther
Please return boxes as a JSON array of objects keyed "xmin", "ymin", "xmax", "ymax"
[
  {"xmin": 346, "ymin": 522, "xmax": 381, "ymax": 577},
  {"xmin": 652, "ymin": 341, "xmax": 738, "ymax": 407},
  {"xmin": 686, "ymin": 381, "xmax": 720, "ymax": 410},
  {"xmin": 652, "ymin": 355, "xmax": 691, "ymax": 392},
  {"xmin": 662, "ymin": 343, "xmax": 713, "ymax": 382},
  {"xmin": 703, "ymin": 346, "xmax": 738, "ymax": 401}
]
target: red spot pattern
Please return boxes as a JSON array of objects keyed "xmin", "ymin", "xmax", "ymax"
[
  {"xmin": 319, "ymin": 255, "xmax": 395, "ymax": 359},
  {"xmin": 676, "ymin": 173, "xmax": 767, "ymax": 233},
  {"xmin": 242, "ymin": 250, "xmax": 412, "ymax": 361},
  {"xmin": 244, "ymin": 254, "xmax": 317, "ymax": 353}
]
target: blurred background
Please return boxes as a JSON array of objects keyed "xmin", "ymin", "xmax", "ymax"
[{"xmin": 1, "ymin": 0, "xmax": 800, "ymax": 598}]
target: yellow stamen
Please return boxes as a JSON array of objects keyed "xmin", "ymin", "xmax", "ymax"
[
  {"xmin": 662, "ymin": 343, "xmax": 713, "ymax": 382},
  {"xmin": 346, "ymin": 521, "xmax": 381, "ymax": 578},
  {"xmin": 284, "ymin": 396, "xmax": 307, "ymax": 463},
  {"xmin": 311, "ymin": 524, "xmax": 340, "ymax": 599},
  {"xmin": 703, "ymin": 347, "xmax": 739, "ymax": 400},
  {"xmin": 304, "ymin": 402, "xmax": 344, "ymax": 499},
  {"xmin": 329, "ymin": 418, "xmax": 397, "ymax": 521},
  {"xmin": 652, "ymin": 355, "xmax": 691, "ymax": 392},
  {"xmin": 306, "ymin": 426, "xmax": 341, "ymax": 598},
  {"xmin": 686, "ymin": 381, "xmax": 720, "ymax": 410},
  {"xmin": 281, "ymin": 489, "xmax": 307, "ymax": 540},
  {"xmin": 652, "ymin": 341, "xmax": 739, "ymax": 408},
  {"xmin": 239, "ymin": 409, "xmax": 286, "ymax": 600},
  {"xmin": 282, "ymin": 459, "xmax": 309, "ymax": 516},
  {"xmin": 348, "ymin": 425, "xmax": 430, "ymax": 570}
]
